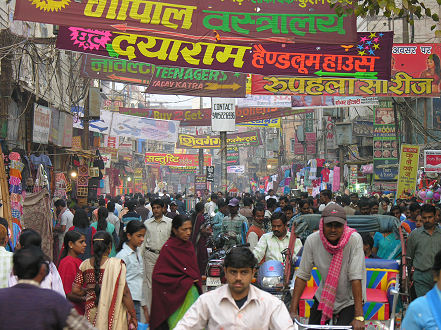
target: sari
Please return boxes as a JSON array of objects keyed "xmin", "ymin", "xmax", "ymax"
[
  {"xmin": 373, "ymin": 232, "xmax": 401, "ymax": 260},
  {"xmin": 73, "ymin": 258, "xmax": 128, "ymax": 330},
  {"xmin": 191, "ymin": 213, "xmax": 209, "ymax": 276},
  {"xmin": 150, "ymin": 236, "xmax": 202, "ymax": 329}
]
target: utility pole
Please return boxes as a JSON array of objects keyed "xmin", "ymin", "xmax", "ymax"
[
  {"xmin": 198, "ymin": 97, "xmax": 204, "ymax": 175},
  {"xmin": 220, "ymin": 131, "xmax": 227, "ymax": 195},
  {"xmin": 82, "ymin": 83, "xmax": 90, "ymax": 150}
]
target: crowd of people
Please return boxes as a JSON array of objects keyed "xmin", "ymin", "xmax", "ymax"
[{"xmin": 0, "ymin": 188, "xmax": 440, "ymax": 329}]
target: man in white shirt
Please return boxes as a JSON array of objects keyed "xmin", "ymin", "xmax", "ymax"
[
  {"xmin": 142, "ymin": 199, "xmax": 172, "ymax": 311},
  {"xmin": 204, "ymin": 193, "xmax": 218, "ymax": 218},
  {"xmin": 54, "ymin": 199, "xmax": 74, "ymax": 251},
  {"xmin": 265, "ymin": 189, "xmax": 279, "ymax": 202},
  {"xmin": 318, "ymin": 189, "xmax": 335, "ymax": 213},
  {"xmin": 0, "ymin": 224, "xmax": 12, "ymax": 288},
  {"xmin": 175, "ymin": 247, "xmax": 296, "ymax": 330},
  {"xmin": 253, "ymin": 212, "xmax": 302, "ymax": 264}
]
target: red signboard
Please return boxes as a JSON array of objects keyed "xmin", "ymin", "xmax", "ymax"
[
  {"xmin": 120, "ymin": 106, "xmax": 302, "ymax": 126},
  {"xmin": 15, "ymin": 0, "xmax": 356, "ymax": 45},
  {"xmin": 252, "ymin": 43, "xmax": 441, "ymax": 98},
  {"xmin": 56, "ymin": 28, "xmax": 390, "ymax": 78},
  {"xmin": 145, "ymin": 153, "xmax": 212, "ymax": 167}
]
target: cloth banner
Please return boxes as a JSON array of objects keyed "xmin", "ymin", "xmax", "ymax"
[{"xmin": 396, "ymin": 144, "xmax": 420, "ymax": 198}]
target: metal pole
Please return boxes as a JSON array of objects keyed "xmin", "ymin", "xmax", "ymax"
[
  {"xmin": 82, "ymin": 85, "xmax": 90, "ymax": 150},
  {"xmin": 220, "ymin": 131, "xmax": 228, "ymax": 195},
  {"xmin": 198, "ymin": 97, "xmax": 204, "ymax": 174},
  {"xmin": 339, "ymin": 146, "xmax": 345, "ymax": 192}
]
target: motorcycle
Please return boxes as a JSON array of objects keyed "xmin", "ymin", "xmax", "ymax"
[{"xmin": 205, "ymin": 234, "xmax": 230, "ymax": 291}]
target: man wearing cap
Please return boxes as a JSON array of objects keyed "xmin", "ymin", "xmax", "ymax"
[
  {"xmin": 290, "ymin": 204, "xmax": 366, "ymax": 330},
  {"xmin": 220, "ymin": 198, "xmax": 248, "ymax": 249},
  {"xmin": 166, "ymin": 200, "xmax": 179, "ymax": 219}
]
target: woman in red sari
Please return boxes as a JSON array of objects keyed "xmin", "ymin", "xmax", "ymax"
[{"xmin": 151, "ymin": 215, "xmax": 202, "ymax": 330}]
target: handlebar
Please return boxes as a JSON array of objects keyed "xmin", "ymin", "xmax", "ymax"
[{"xmin": 293, "ymin": 319, "xmax": 352, "ymax": 329}]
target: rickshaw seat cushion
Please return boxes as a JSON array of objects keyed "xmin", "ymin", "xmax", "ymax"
[
  {"xmin": 366, "ymin": 288, "xmax": 388, "ymax": 303},
  {"xmin": 365, "ymin": 258, "xmax": 399, "ymax": 270},
  {"xmin": 300, "ymin": 286, "xmax": 317, "ymax": 300}
]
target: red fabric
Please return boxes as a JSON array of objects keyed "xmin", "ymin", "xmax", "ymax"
[
  {"xmin": 58, "ymin": 256, "xmax": 85, "ymax": 315},
  {"xmin": 321, "ymin": 168, "xmax": 330, "ymax": 183},
  {"xmin": 150, "ymin": 236, "xmax": 202, "ymax": 329},
  {"xmin": 246, "ymin": 225, "xmax": 265, "ymax": 241},
  {"xmin": 366, "ymin": 288, "xmax": 388, "ymax": 303}
]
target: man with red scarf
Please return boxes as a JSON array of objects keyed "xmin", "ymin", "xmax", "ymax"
[{"xmin": 289, "ymin": 204, "xmax": 365, "ymax": 329}]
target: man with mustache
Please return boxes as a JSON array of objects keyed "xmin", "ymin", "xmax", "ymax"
[
  {"xmin": 174, "ymin": 247, "xmax": 295, "ymax": 329},
  {"xmin": 252, "ymin": 212, "xmax": 302, "ymax": 264},
  {"xmin": 407, "ymin": 204, "xmax": 441, "ymax": 297}
]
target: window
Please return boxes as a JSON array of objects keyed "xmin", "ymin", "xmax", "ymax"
[{"xmin": 291, "ymin": 138, "xmax": 296, "ymax": 153}]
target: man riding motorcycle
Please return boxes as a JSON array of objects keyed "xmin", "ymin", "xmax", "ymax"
[{"xmin": 253, "ymin": 212, "xmax": 302, "ymax": 264}]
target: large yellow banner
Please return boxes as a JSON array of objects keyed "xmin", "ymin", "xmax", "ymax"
[{"xmin": 396, "ymin": 144, "xmax": 420, "ymax": 199}]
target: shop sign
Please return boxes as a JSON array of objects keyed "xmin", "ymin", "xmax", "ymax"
[
  {"xmin": 81, "ymin": 55, "xmax": 246, "ymax": 98},
  {"xmin": 424, "ymin": 150, "xmax": 441, "ymax": 172},
  {"xmin": 33, "ymin": 104, "xmax": 51, "ymax": 144},
  {"xmin": 145, "ymin": 152, "xmax": 212, "ymax": 167},
  {"xmin": 396, "ymin": 145, "xmax": 420, "ymax": 198},
  {"xmin": 176, "ymin": 131, "xmax": 261, "ymax": 149},
  {"xmin": 373, "ymin": 100, "xmax": 399, "ymax": 181},
  {"xmin": 252, "ymin": 43, "xmax": 441, "ymax": 98},
  {"xmin": 16, "ymin": 0, "xmax": 356, "ymax": 45},
  {"xmin": 212, "ymin": 98, "xmax": 235, "ymax": 132},
  {"xmin": 206, "ymin": 166, "xmax": 214, "ymax": 182},
  {"xmin": 227, "ymin": 165, "xmax": 245, "ymax": 174},
  {"xmin": 56, "ymin": 29, "xmax": 389, "ymax": 78}
]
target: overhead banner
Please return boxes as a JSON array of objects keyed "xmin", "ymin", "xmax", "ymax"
[
  {"xmin": 424, "ymin": 150, "xmax": 441, "ymax": 173},
  {"xmin": 72, "ymin": 109, "xmax": 179, "ymax": 142},
  {"xmin": 145, "ymin": 152, "xmax": 212, "ymax": 167},
  {"xmin": 56, "ymin": 29, "xmax": 389, "ymax": 78},
  {"xmin": 373, "ymin": 100, "xmax": 399, "ymax": 181},
  {"xmin": 119, "ymin": 107, "xmax": 211, "ymax": 126},
  {"xmin": 120, "ymin": 106, "xmax": 294, "ymax": 126},
  {"xmin": 15, "ymin": 0, "xmax": 357, "ymax": 45},
  {"xmin": 252, "ymin": 43, "xmax": 441, "ymax": 98},
  {"xmin": 176, "ymin": 131, "xmax": 262, "ymax": 149},
  {"xmin": 33, "ymin": 104, "xmax": 52, "ymax": 144},
  {"xmin": 396, "ymin": 145, "xmax": 420, "ymax": 199},
  {"xmin": 81, "ymin": 55, "xmax": 246, "ymax": 98},
  {"xmin": 211, "ymin": 98, "xmax": 235, "ymax": 132},
  {"xmin": 237, "ymin": 95, "xmax": 292, "ymax": 108}
]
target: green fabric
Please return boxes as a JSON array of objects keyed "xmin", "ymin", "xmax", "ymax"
[
  {"xmin": 90, "ymin": 222, "xmax": 117, "ymax": 257},
  {"xmin": 413, "ymin": 270, "xmax": 436, "ymax": 298},
  {"xmin": 407, "ymin": 226, "xmax": 441, "ymax": 272},
  {"xmin": 168, "ymin": 285, "xmax": 199, "ymax": 329}
]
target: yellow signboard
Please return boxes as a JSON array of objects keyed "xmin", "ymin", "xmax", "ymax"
[
  {"xmin": 396, "ymin": 144, "xmax": 420, "ymax": 199},
  {"xmin": 237, "ymin": 118, "xmax": 281, "ymax": 128}
]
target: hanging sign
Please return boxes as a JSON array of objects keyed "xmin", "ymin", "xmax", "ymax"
[
  {"xmin": 145, "ymin": 152, "xmax": 212, "ymax": 167},
  {"xmin": 396, "ymin": 144, "xmax": 420, "ymax": 199},
  {"xmin": 15, "ymin": 0, "xmax": 357, "ymax": 45},
  {"xmin": 424, "ymin": 150, "xmax": 441, "ymax": 173},
  {"xmin": 252, "ymin": 43, "xmax": 441, "ymax": 98},
  {"xmin": 211, "ymin": 98, "xmax": 235, "ymax": 132},
  {"xmin": 176, "ymin": 131, "xmax": 262, "ymax": 149},
  {"xmin": 55, "ymin": 29, "xmax": 391, "ymax": 79},
  {"xmin": 206, "ymin": 166, "xmax": 215, "ymax": 182},
  {"xmin": 81, "ymin": 55, "xmax": 246, "ymax": 98},
  {"xmin": 33, "ymin": 104, "xmax": 52, "ymax": 144}
]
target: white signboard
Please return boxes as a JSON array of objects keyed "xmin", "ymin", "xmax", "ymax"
[
  {"xmin": 227, "ymin": 165, "xmax": 245, "ymax": 174},
  {"xmin": 212, "ymin": 98, "xmax": 236, "ymax": 132},
  {"xmin": 424, "ymin": 150, "xmax": 441, "ymax": 172},
  {"xmin": 33, "ymin": 104, "xmax": 52, "ymax": 144}
]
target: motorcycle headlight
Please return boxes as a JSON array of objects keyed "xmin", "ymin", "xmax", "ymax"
[{"xmin": 262, "ymin": 276, "xmax": 282, "ymax": 288}]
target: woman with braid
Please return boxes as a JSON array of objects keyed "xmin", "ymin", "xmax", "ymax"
[{"xmin": 72, "ymin": 231, "xmax": 138, "ymax": 329}]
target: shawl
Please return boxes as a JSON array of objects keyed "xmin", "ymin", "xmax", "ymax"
[
  {"xmin": 318, "ymin": 218, "xmax": 355, "ymax": 325},
  {"xmin": 95, "ymin": 258, "xmax": 128, "ymax": 330},
  {"xmin": 150, "ymin": 236, "xmax": 202, "ymax": 329}
]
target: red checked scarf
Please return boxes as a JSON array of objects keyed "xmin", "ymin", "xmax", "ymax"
[{"xmin": 318, "ymin": 218, "xmax": 356, "ymax": 325}]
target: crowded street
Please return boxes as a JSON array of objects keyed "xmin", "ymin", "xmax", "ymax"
[{"xmin": 0, "ymin": 0, "xmax": 441, "ymax": 329}]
